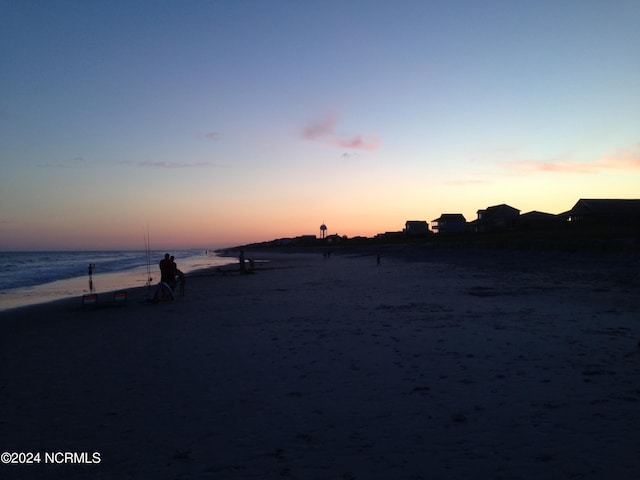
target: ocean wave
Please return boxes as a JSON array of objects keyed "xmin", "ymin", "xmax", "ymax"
[{"xmin": 0, "ymin": 250, "xmax": 218, "ymax": 292}]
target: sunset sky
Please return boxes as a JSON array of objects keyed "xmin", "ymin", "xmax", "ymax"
[{"xmin": 1, "ymin": 1, "xmax": 639, "ymax": 250}]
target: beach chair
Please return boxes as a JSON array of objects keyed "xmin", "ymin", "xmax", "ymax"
[
  {"xmin": 113, "ymin": 291, "xmax": 127, "ymax": 305},
  {"xmin": 82, "ymin": 293, "xmax": 98, "ymax": 308}
]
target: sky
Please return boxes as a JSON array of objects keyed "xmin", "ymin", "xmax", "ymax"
[{"xmin": 1, "ymin": 0, "xmax": 639, "ymax": 250}]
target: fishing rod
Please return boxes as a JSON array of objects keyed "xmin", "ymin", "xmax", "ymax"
[{"xmin": 144, "ymin": 224, "xmax": 152, "ymax": 290}]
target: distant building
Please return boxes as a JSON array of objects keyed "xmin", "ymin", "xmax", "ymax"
[
  {"xmin": 431, "ymin": 214, "xmax": 467, "ymax": 234},
  {"xmin": 375, "ymin": 231, "xmax": 405, "ymax": 241},
  {"xmin": 472, "ymin": 204, "xmax": 520, "ymax": 233},
  {"xmin": 326, "ymin": 234, "xmax": 343, "ymax": 243},
  {"xmin": 567, "ymin": 199, "xmax": 640, "ymax": 225},
  {"xmin": 292, "ymin": 235, "xmax": 317, "ymax": 245},
  {"xmin": 404, "ymin": 220, "xmax": 430, "ymax": 236},
  {"xmin": 519, "ymin": 211, "xmax": 563, "ymax": 230}
]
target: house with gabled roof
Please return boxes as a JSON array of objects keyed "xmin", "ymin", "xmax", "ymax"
[
  {"xmin": 519, "ymin": 210, "xmax": 563, "ymax": 230},
  {"xmin": 567, "ymin": 199, "xmax": 640, "ymax": 225},
  {"xmin": 431, "ymin": 214, "xmax": 467, "ymax": 234},
  {"xmin": 471, "ymin": 204, "xmax": 520, "ymax": 233},
  {"xmin": 404, "ymin": 220, "xmax": 430, "ymax": 236}
]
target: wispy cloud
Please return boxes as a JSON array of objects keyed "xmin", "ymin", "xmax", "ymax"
[
  {"xmin": 601, "ymin": 144, "xmax": 640, "ymax": 169},
  {"xmin": 38, "ymin": 156, "xmax": 224, "ymax": 169},
  {"xmin": 119, "ymin": 160, "xmax": 222, "ymax": 169},
  {"xmin": 333, "ymin": 135, "xmax": 380, "ymax": 151},
  {"xmin": 302, "ymin": 113, "xmax": 339, "ymax": 140},
  {"xmin": 503, "ymin": 143, "xmax": 640, "ymax": 174},
  {"xmin": 37, "ymin": 163, "xmax": 75, "ymax": 168},
  {"xmin": 37, "ymin": 156, "xmax": 87, "ymax": 168},
  {"xmin": 302, "ymin": 113, "xmax": 380, "ymax": 151},
  {"xmin": 443, "ymin": 179, "xmax": 491, "ymax": 185},
  {"xmin": 197, "ymin": 131, "xmax": 220, "ymax": 140},
  {"xmin": 504, "ymin": 159, "xmax": 600, "ymax": 174}
]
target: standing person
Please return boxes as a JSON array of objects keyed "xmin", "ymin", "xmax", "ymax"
[
  {"xmin": 169, "ymin": 256, "xmax": 178, "ymax": 290},
  {"xmin": 159, "ymin": 253, "xmax": 173, "ymax": 285},
  {"xmin": 239, "ymin": 250, "xmax": 246, "ymax": 273},
  {"xmin": 88, "ymin": 263, "xmax": 94, "ymax": 292}
]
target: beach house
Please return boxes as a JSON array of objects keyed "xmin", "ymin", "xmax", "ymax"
[
  {"xmin": 567, "ymin": 199, "xmax": 640, "ymax": 226},
  {"xmin": 471, "ymin": 204, "xmax": 520, "ymax": 233},
  {"xmin": 519, "ymin": 211, "xmax": 563, "ymax": 231},
  {"xmin": 404, "ymin": 220, "xmax": 430, "ymax": 236},
  {"xmin": 431, "ymin": 214, "xmax": 467, "ymax": 234}
]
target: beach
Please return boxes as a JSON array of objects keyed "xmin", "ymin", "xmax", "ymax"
[
  {"xmin": 0, "ymin": 250, "xmax": 231, "ymax": 312},
  {"xmin": 1, "ymin": 247, "xmax": 639, "ymax": 479}
]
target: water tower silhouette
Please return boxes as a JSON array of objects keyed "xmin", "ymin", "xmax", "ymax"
[{"xmin": 320, "ymin": 223, "xmax": 327, "ymax": 239}]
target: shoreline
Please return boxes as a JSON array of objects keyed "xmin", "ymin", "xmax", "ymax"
[
  {"xmin": 0, "ymin": 250, "xmax": 290, "ymax": 316},
  {"xmin": 0, "ymin": 261, "xmax": 235, "ymax": 316},
  {"xmin": 6, "ymin": 243, "xmax": 636, "ymax": 314},
  {"xmin": 0, "ymin": 252, "xmax": 239, "ymax": 314}
]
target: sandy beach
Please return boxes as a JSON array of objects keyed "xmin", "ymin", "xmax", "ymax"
[{"xmin": 1, "ymin": 247, "xmax": 639, "ymax": 479}]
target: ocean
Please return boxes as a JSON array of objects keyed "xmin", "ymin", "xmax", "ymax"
[{"xmin": 0, "ymin": 249, "xmax": 234, "ymax": 311}]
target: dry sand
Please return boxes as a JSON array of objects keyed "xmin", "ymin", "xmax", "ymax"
[{"xmin": 1, "ymin": 247, "xmax": 639, "ymax": 479}]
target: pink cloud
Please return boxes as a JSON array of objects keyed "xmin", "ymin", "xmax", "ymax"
[
  {"xmin": 301, "ymin": 114, "xmax": 338, "ymax": 140},
  {"xmin": 302, "ymin": 113, "xmax": 380, "ymax": 151},
  {"xmin": 332, "ymin": 135, "xmax": 380, "ymax": 151},
  {"xmin": 504, "ymin": 159, "xmax": 600, "ymax": 174},
  {"xmin": 503, "ymin": 144, "xmax": 640, "ymax": 174},
  {"xmin": 600, "ymin": 144, "xmax": 640, "ymax": 169}
]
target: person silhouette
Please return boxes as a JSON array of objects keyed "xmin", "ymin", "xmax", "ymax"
[
  {"xmin": 88, "ymin": 263, "xmax": 95, "ymax": 291},
  {"xmin": 159, "ymin": 254, "xmax": 173, "ymax": 285},
  {"xmin": 239, "ymin": 250, "xmax": 246, "ymax": 273},
  {"xmin": 169, "ymin": 256, "xmax": 178, "ymax": 289}
]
